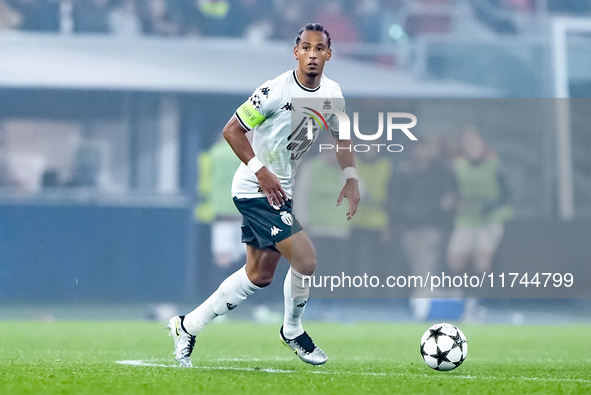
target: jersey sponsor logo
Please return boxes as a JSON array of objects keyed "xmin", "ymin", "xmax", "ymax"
[
  {"xmin": 226, "ymin": 303, "xmax": 236, "ymax": 311},
  {"xmin": 280, "ymin": 211, "xmax": 293, "ymax": 226},
  {"xmin": 270, "ymin": 226, "xmax": 282, "ymax": 237},
  {"xmin": 260, "ymin": 86, "xmax": 270, "ymax": 98},
  {"xmin": 287, "ymin": 117, "xmax": 314, "ymax": 160}
]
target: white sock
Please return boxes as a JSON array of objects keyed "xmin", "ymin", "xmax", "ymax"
[
  {"xmin": 282, "ymin": 268, "xmax": 310, "ymax": 339},
  {"xmin": 183, "ymin": 265, "xmax": 260, "ymax": 335}
]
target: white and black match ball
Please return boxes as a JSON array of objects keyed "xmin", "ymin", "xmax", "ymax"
[{"xmin": 420, "ymin": 323, "xmax": 468, "ymax": 371}]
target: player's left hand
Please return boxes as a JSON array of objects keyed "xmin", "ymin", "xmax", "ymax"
[{"xmin": 336, "ymin": 179, "xmax": 360, "ymax": 220}]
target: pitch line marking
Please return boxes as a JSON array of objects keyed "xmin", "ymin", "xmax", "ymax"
[
  {"xmin": 116, "ymin": 360, "xmax": 174, "ymax": 368},
  {"xmin": 116, "ymin": 360, "xmax": 296, "ymax": 373},
  {"xmin": 116, "ymin": 360, "xmax": 591, "ymax": 382},
  {"xmin": 115, "ymin": 360, "xmax": 384, "ymax": 375},
  {"xmin": 211, "ymin": 357, "xmax": 293, "ymax": 362}
]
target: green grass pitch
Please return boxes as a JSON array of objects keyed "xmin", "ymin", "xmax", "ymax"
[{"xmin": 1, "ymin": 321, "xmax": 590, "ymax": 394}]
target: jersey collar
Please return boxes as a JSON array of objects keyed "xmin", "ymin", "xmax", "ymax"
[{"xmin": 293, "ymin": 70, "xmax": 321, "ymax": 92}]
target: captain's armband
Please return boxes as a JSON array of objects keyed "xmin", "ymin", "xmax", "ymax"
[{"xmin": 235, "ymin": 100, "xmax": 265, "ymax": 131}]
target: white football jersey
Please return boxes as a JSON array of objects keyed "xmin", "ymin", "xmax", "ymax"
[{"xmin": 232, "ymin": 70, "xmax": 345, "ymax": 199}]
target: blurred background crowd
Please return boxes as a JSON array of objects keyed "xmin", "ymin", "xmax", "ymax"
[{"xmin": 0, "ymin": 0, "xmax": 590, "ymax": 41}]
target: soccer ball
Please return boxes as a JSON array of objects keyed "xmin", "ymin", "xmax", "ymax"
[{"xmin": 420, "ymin": 323, "xmax": 468, "ymax": 371}]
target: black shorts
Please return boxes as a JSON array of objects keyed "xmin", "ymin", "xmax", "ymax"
[{"xmin": 233, "ymin": 197, "xmax": 303, "ymax": 250}]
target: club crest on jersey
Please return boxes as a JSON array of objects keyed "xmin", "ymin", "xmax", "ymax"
[{"xmin": 280, "ymin": 211, "xmax": 293, "ymax": 226}]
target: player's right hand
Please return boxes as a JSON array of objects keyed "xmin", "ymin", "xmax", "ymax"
[{"xmin": 255, "ymin": 167, "xmax": 287, "ymax": 207}]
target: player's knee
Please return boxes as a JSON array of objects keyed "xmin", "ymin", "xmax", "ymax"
[
  {"xmin": 248, "ymin": 270, "xmax": 274, "ymax": 288},
  {"xmin": 298, "ymin": 257, "xmax": 316, "ymax": 276},
  {"xmin": 254, "ymin": 278, "xmax": 273, "ymax": 288}
]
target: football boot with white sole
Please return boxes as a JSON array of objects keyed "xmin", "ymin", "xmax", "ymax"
[
  {"xmin": 166, "ymin": 315, "xmax": 195, "ymax": 368},
  {"xmin": 280, "ymin": 326, "xmax": 327, "ymax": 365}
]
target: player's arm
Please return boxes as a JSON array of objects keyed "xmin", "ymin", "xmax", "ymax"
[
  {"xmin": 334, "ymin": 137, "xmax": 360, "ymax": 220},
  {"xmin": 222, "ymin": 115, "xmax": 287, "ymax": 206}
]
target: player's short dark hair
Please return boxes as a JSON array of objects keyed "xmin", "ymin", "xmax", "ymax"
[{"xmin": 295, "ymin": 23, "xmax": 331, "ymax": 48}]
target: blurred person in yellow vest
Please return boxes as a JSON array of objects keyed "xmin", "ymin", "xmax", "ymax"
[
  {"xmin": 348, "ymin": 150, "xmax": 392, "ymax": 288},
  {"xmin": 447, "ymin": 125, "xmax": 513, "ymax": 321},
  {"xmin": 195, "ymin": 138, "xmax": 245, "ymax": 274}
]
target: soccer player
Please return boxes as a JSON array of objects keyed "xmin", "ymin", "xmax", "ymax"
[{"xmin": 167, "ymin": 23, "xmax": 360, "ymax": 367}]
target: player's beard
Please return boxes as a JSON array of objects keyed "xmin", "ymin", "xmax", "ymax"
[{"xmin": 305, "ymin": 70, "xmax": 320, "ymax": 78}]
